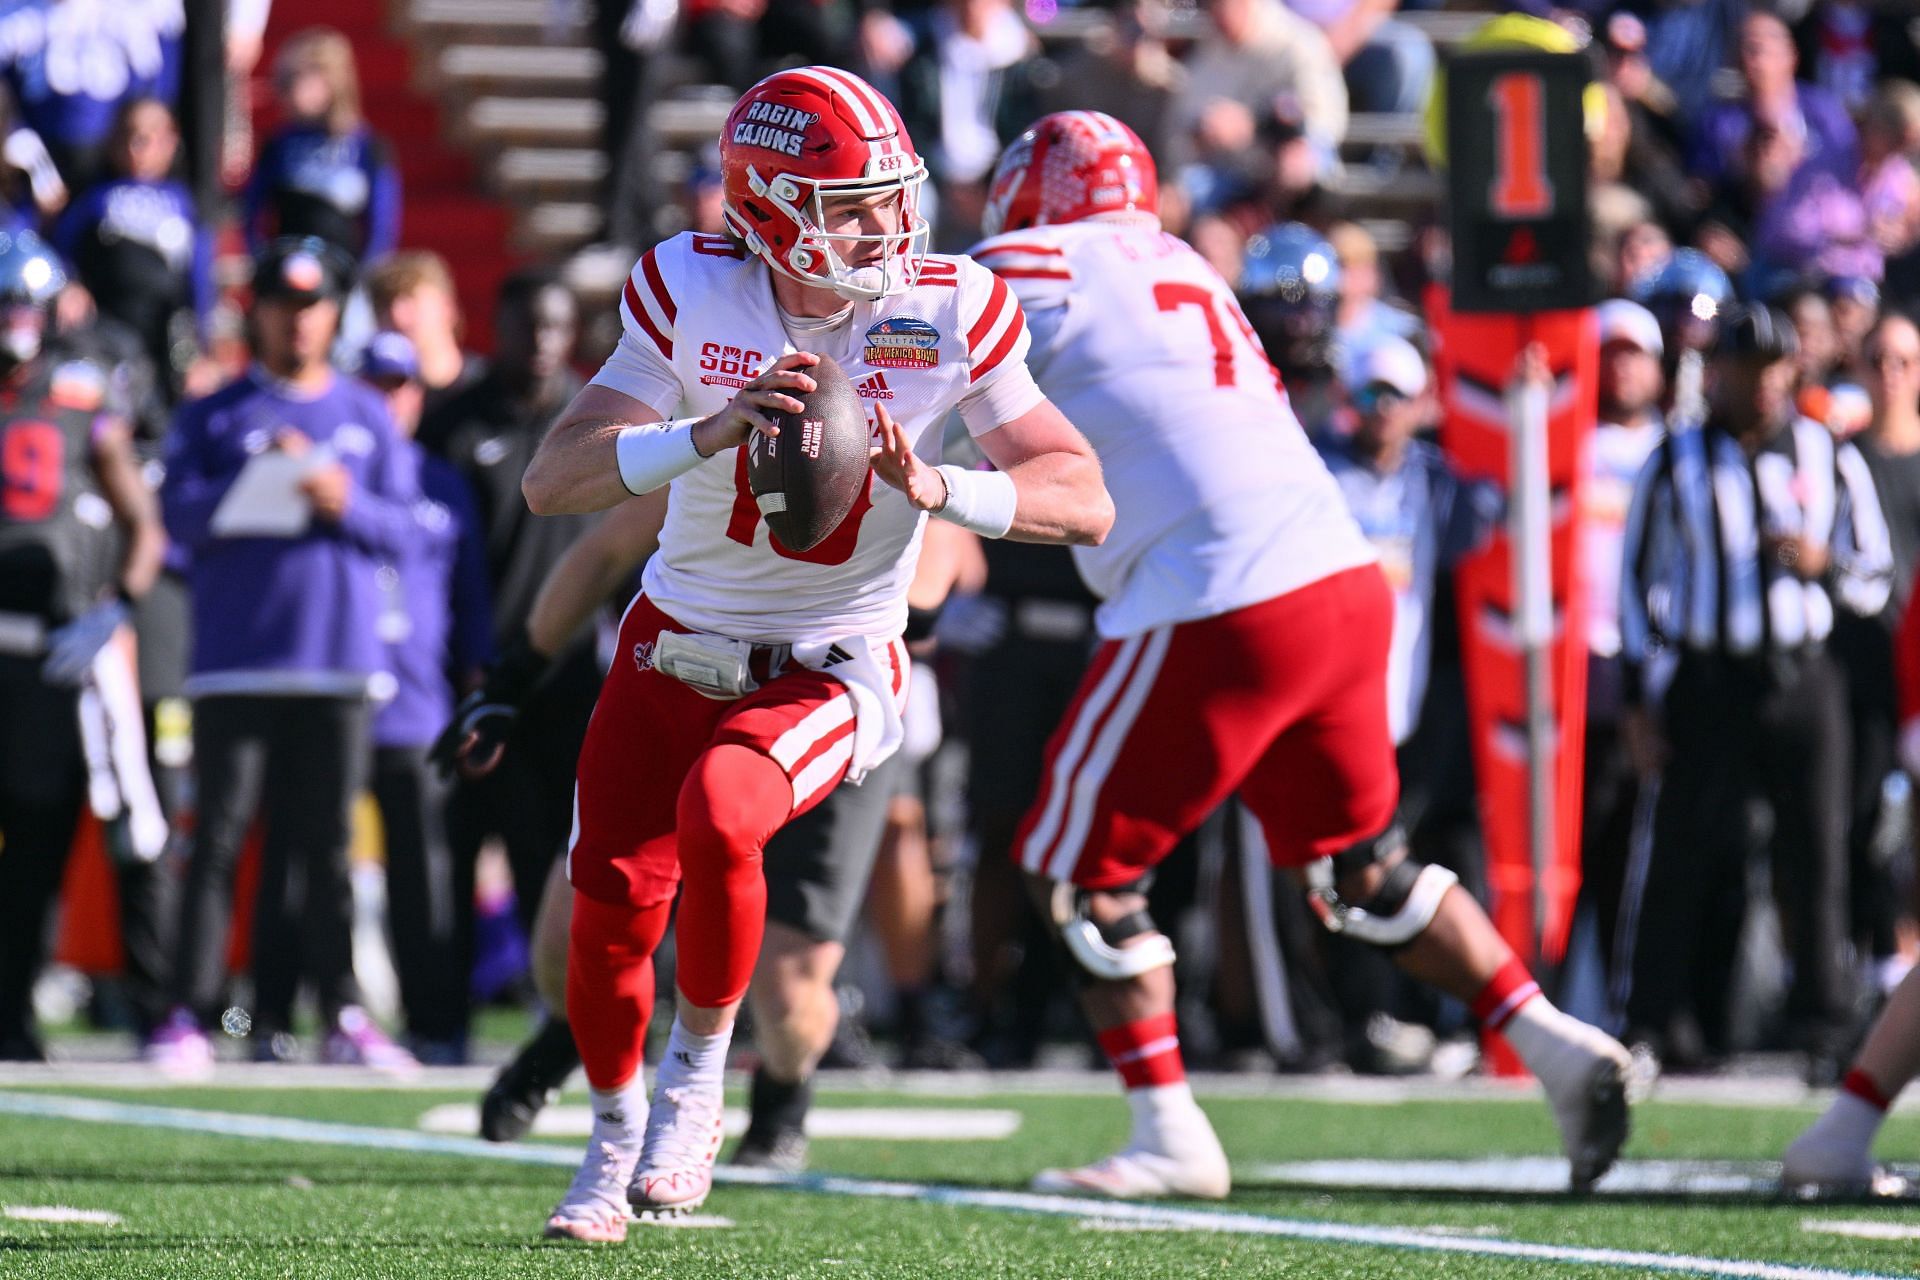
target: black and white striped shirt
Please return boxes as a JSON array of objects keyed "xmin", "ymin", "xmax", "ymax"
[{"xmin": 1619, "ymin": 417, "xmax": 1892, "ymax": 698}]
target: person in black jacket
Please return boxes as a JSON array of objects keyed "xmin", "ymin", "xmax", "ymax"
[{"xmin": 423, "ymin": 272, "xmax": 599, "ymax": 946}]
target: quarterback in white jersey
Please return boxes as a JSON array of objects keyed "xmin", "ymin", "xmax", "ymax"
[
  {"xmin": 590, "ymin": 230, "xmax": 1039, "ymax": 643},
  {"xmin": 971, "ymin": 111, "xmax": 1630, "ymax": 1203},
  {"xmin": 519, "ymin": 68, "xmax": 1110, "ymax": 1241}
]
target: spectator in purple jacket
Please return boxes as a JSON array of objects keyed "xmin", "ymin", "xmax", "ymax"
[
  {"xmin": 1691, "ymin": 10, "xmax": 1858, "ymax": 192},
  {"xmin": 147, "ymin": 237, "xmax": 421, "ymax": 1078},
  {"xmin": 242, "ymin": 28, "xmax": 400, "ymax": 267},
  {"xmin": 1746, "ymin": 121, "xmax": 1883, "ymax": 284},
  {"xmin": 359, "ymin": 330, "xmax": 493, "ymax": 1063}
]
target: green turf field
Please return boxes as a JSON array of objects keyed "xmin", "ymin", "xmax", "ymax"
[{"xmin": 1, "ymin": 1081, "xmax": 1917, "ymax": 1278}]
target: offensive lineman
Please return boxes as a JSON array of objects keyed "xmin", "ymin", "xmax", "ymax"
[
  {"xmin": 971, "ymin": 112, "xmax": 1633, "ymax": 1199},
  {"xmin": 519, "ymin": 67, "xmax": 1112, "ymax": 1238}
]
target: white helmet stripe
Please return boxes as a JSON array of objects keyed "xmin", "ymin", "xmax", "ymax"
[
  {"xmin": 806, "ymin": 64, "xmax": 896, "ymax": 137},
  {"xmin": 783, "ymin": 65, "xmax": 881, "ymax": 135},
  {"xmin": 814, "ymin": 63, "xmax": 897, "ymax": 131},
  {"xmin": 780, "ymin": 67, "xmax": 877, "ymax": 134}
]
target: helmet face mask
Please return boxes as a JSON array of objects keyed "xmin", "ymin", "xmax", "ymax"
[
  {"xmin": 0, "ymin": 230, "xmax": 65, "ymax": 368},
  {"xmin": 0, "ymin": 302, "xmax": 44, "ymax": 364},
  {"xmin": 721, "ymin": 67, "xmax": 931, "ymax": 303},
  {"xmin": 731, "ymin": 165, "xmax": 930, "ymax": 302}
]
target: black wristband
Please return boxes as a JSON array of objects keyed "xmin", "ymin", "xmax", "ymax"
[
  {"xmin": 490, "ymin": 631, "xmax": 553, "ymax": 704},
  {"xmin": 904, "ymin": 604, "xmax": 940, "ymax": 643}
]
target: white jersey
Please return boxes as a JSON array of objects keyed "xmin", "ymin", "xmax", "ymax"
[
  {"xmin": 591, "ymin": 232, "xmax": 1045, "ymax": 644},
  {"xmin": 970, "ymin": 219, "xmax": 1376, "ymax": 638}
]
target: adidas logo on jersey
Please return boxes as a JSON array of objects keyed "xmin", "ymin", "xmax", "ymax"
[{"xmin": 854, "ymin": 371, "xmax": 895, "ymax": 400}]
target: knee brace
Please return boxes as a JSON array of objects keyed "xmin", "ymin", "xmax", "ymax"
[
  {"xmin": 1048, "ymin": 880, "xmax": 1177, "ymax": 982},
  {"xmin": 1304, "ymin": 825, "xmax": 1457, "ymax": 948}
]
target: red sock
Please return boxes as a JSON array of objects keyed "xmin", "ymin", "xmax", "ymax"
[
  {"xmin": 673, "ymin": 743, "xmax": 792, "ymax": 1009},
  {"xmin": 1842, "ymin": 1068, "xmax": 1894, "ymax": 1112},
  {"xmin": 1096, "ymin": 1012, "xmax": 1186, "ymax": 1090},
  {"xmin": 1469, "ymin": 956, "xmax": 1542, "ymax": 1033},
  {"xmin": 566, "ymin": 893, "xmax": 671, "ymax": 1090}
]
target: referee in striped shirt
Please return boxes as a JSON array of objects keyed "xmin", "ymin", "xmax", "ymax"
[{"xmin": 1616, "ymin": 306, "xmax": 1893, "ymax": 1076}]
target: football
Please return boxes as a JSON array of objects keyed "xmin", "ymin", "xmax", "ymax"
[{"xmin": 746, "ymin": 352, "xmax": 871, "ymax": 553}]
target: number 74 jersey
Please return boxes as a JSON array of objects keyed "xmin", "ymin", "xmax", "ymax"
[{"xmin": 969, "ymin": 220, "xmax": 1375, "ymax": 639}]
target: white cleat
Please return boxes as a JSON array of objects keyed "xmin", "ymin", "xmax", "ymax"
[
  {"xmin": 1781, "ymin": 1127, "xmax": 1881, "ymax": 1198},
  {"xmin": 1539, "ymin": 1030, "xmax": 1633, "ymax": 1192},
  {"xmin": 1031, "ymin": 1145, "xmax": 1231, "ymax": 1200},
  {"xmin": 545, "ymin": 1139, "xmax": 639, "ymax": 1242},
  {"xmin": 629, "ymin": 1085, "xmax": 726, "ymax": 1219},
  {"xmin": 1031, "ymin": 1111, "xmax": 1231, "ymax": 1202}
]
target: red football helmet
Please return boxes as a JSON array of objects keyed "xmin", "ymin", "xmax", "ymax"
[
  {"xmin": 720, "ymin": 66, "xmax": 930, "ymax": 302},
  {"xmin": 981, "ymin": 111, "xmax": 1160, "ymax": 238}
]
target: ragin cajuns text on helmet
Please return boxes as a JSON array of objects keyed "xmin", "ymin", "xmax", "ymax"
[
  {"xmin": 980, "ymin": 110, "xmax": 1160, "ymax": 237},
  {"xmin": 720, "ymin": 66, "xmax": 930, "ymax": 303}
]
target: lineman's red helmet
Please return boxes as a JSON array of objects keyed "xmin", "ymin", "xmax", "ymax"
[
  {"xmin": 981, "ymin": 110, "xmax": 1160, "ymax": 237},
  {"xmin": 720, "ymin": 66, "xmax": 930, "ymax": 302}
]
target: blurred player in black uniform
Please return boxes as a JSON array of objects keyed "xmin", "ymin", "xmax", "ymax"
[
  {"xmin": 0, "ymin": 230, "xmax": 165, "ymax": 1059},
  {"xmin": 953, "ymin": 538, "xmax": 1100, "ymax": 1067},
  {"xmin": 424, "ymin": 271, "xmax": 600, "ymax": 948}
]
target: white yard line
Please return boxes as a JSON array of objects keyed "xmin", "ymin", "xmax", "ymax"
[
  {"xmin": 0, "ymin": 1062, "xmax": 1910, "ymax": 1111},
  {"xmin": 2, "ymin": 1205, "xmax": 122, "ymax": 1225},
  {"xmin": 0, "ymin": 1091, "xmax": 1910, "ymax": 1280},
  {"xmin": 1246, "ymin": 1158, "xmax": 1919, "ymax": 1201},
  {"xmin": 1799, "ymin": 1220, "xmax": 1920, "ymax": 1242},
  {"xmin": 416, "ymin": 1102, "xmax": 1020, "ymax": 1140},
  {"xmin": 1249, "ymin": 1157, "xmax": 1782, "ymax": 1196}
]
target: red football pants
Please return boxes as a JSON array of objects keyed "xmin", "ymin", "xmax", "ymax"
[
  {"xmin": 568, "ymin": 597, "xmax": 897, "ymax": 1021},
  {"xmin": 1014, "ymin": 565, "xmax": 1400, "ymax": 887}
]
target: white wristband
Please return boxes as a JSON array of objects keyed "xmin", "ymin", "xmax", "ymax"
[
  {"xmin": 932, "ymin": 464, "xmax": 1018, "ymax": 539},
  {"xmin": 615, "ymin": 418, "xmax": 704, "ymax": 495}
]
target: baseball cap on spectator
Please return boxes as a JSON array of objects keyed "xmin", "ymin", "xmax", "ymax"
[
  {"xmin": 1717, "ymin": 305, "xmax": 1800, "ymax": 364},
  {"xmin": 1825, "ymin": 275, "xmax": 1880, "ymax": 311},
  {"xmin": 1344, "ymin": 335, "xmax": 1428, "ymax": 399},
  {"xmin": 1598, "ymin": 298, "xmax": 1662, "ymax": 356},
  {"xmin": 360, "ymin": 330, "xmax": 418, "ymax": 384},
  {"xmin": 254, "ymin": 235, "xmax": 350, "ymax": 304}
]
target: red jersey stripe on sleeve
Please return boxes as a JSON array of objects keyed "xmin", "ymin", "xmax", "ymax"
[
  {"xmin": 986, "ymin": 267, "xmax": 1074, "ymax": 280},
  {"xmin": 966, "ymin": 274, "xmax": 1012, "ymax": 353},
  {"xmin": 623, "ymin": 276, "xmax": 674, "ymax": 360},
  {"xmin": 975, "ymin": 243, "xmax": 1066, "ymax": 258},
  {"xmin": 640, "ymin": 249, "xmax": 677, "ymax": 324},
  {"xmin": 971, "ymin": 296, "xmax": 1027, "ymax": 383}
]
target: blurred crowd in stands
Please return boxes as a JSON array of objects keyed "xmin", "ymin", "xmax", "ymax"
[{"xmin": 6, "ymin": 0, "xmax": 1920, "ymax": 1089}]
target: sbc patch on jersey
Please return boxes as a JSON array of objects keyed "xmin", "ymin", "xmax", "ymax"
[{"xmin": 864, "ymin": 316, "xmax": 940, "ymax": 369}]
